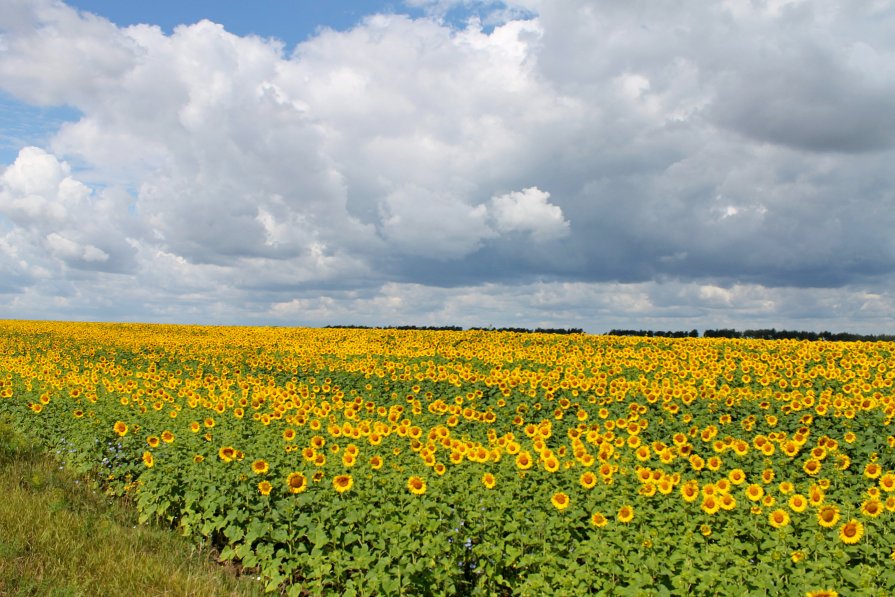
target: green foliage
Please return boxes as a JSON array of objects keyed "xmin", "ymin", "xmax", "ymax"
[{"xmin": 1, "ymin": 321, "xmax": 895, "ymax": 594}]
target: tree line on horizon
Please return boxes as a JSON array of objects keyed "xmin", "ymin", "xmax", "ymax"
[{"xmin": 324, "ymin": 325, "xmax": 893, "ymax": 342}]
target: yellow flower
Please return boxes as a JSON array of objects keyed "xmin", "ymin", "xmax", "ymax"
[
  {"xmin": 579, "ymin": 471, "xmax": 597, "ymax": 489},
  {"xmin": 142, "ymin": 451, "xmax": 154, "ymax": 468},
  {"xmin": 146, "ymin": 435, "xmax": 160, "ymax": 448},
  {"xmin": 482, "ymin": 472, "xmax": 496, "ymax": 489},
  {"xmin": 806, "ymin": 591, "xmax": 838, "ymax": 597},
  {"xmin": 769, "ymin": 509, "xmax": 790, "ymax": 529},
  {"xmin": 701, "ymin": 496, "xmax": 720, "ymax": 515},
  {"xmin": 803, "ymin": 459, "xmax": 821, "ymax": 476},
  {"xmin": 286, "ymin": 472, "xmax": 308, "ymax": 494},
  {"xmin": 816, "ymin": 505, "xmax": 840, "ymax": 528},
  {"xmin": 880, "ymin": 473, "xmax": 895, "ymax": 492},
  {"xmin": 745, "ymin": 484, "xmax": 764, "ymax": 502},
  {"xmin": 680, "ymin": 481, "xmax": 700, "ymax": 503},
  {"xmin": 218, "ymin": 446, "xmax": 236, "ymax": 462},
  {"xmin": 791, "ymin": 550, "xmax": 805, "ymax": 564},
  {"xmin": 258, "ymin": 480, "xmax": 273, "ymax": 496},
  {"xmin": 860, "ymin": 499, "xmax": 884, "ymax": 518},
  {"xmin": 591, "ymin": 512, "xmax": 608, "ymax": 528},
  {"xmin": 251, "ymin": 459, "xmax": 269, "ymax": 475},
  {"xmin": 617, "ymin": 505, "xmax": 634, "ymax": 523},
  {"xmin": 864, "ymin": 463, "xmax": 882, "ymax": 479},
  {"xmin": 407, "ymin": 476, "xmax": 427, "ymax": 495},
  {"xmin": 333, "ymin": 474, "xmax": 353, "ymax": 493},
  {"xmin": 515, "ymin": 451, "xmax": 533, "ymax": 470},
  {"xmin": 838, "ymin": 519, "xmax": 864, "ymax": 544},
  {"xmin": 788, "ymin": 494, "xmax": 808, "ymax": 513},
  {"xmin": 719, "ymin": 494, "xmax": 737, "ymax": 511},
  {"xmin": 113, "ymin": 421, "xmax": 128, "ymax": 436},
  {"xmin": 160, "ymin": 430, "xmax": 174, "ymax": 443},
  {"xmin": 551, "ymin": 492, "xmax": 570, "ymax": 511}
]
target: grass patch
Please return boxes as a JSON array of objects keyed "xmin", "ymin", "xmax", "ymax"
[{"xmin": 0, "ymin": 419, "xmax": 264, "ymax": 597}]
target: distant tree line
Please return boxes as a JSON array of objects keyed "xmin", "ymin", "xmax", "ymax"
[
  {"xmin": 323, "ymin": 325, "xmax": 892, "ymax": 341},
  {"xmin": 701, "ymin": 328, "xmax": 895, "ymax": 342},
  {"xmin": 324, "ymin": 325, "xmax": 584, "ymax": 335},
  {"xmin": 467, "ymin": 326, "xmax": 585, "ymax": 335},
  {"xmin": 608, "ymin": 328, "xmax": 895, "ymax": 342},
  {"xmin": 607, "ymin": 329, "xmax": 699, "ymax": 338}
]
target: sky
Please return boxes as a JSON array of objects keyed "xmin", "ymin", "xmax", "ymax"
[{"xmin": 1, "ymin": 0, "xmax": 894, "ymax": 334}]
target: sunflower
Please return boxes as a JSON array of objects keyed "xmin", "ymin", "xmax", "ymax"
[
  {"xmin": 580, "ymin": 471, "xmax": 598, "ymax": 489},
  {"xmin": 258, "ymin": 480, "xmax": 273, "ymax": 496},
  {"xmin": 719, "ymin": 494, "xmax": 737, "ymax": 511},
  {"xmin": 218, "ymin": 446, "xmax": 236, "ymax": 462},
  {"xmin": 515, "ymin": 451, "xmax": 534, "ymax": 470},
  {"xmin": 286, "ymin": 472, "xmax": 308, "ymax": 494},
  {"xmin": 190, "ymin": 421, "xmax": 201, "ymax": 433},
  {"xmin": 803, "ymin": 459, "xmax": 821, "ymax": 476},
  {"xmin": 113, "ymin": 421, "xmax": 128, "ymax": 436},
  {"xmin": 838, "ymin": 519, "xmax": 864, "ymax": 544},
  {"xmin": 333, "ymin": 474, "xmax": 353, "ymax": 493},
  {"xmin": 142, "ymin": 451, "xmax": 154, "ymax": 468},
  {"xmin": 193, "ymin": 454, "xmax": 205, "ymax": 463},
  {"xmin": 745, "ymin": 484, "xmax": 764, "ymax": 502},
  {"xmin": 161, "ymin": 430, "xmax": 174, "ymax": 443},
  {"xmin": 860, "ymin": 499, "xmax": 884, "ymax": 518},
  {"xmin": 370, "ymin": 455, "xmax": 384, "ymax": 470},
  {"xmin": 617, "ymin": 505, "xmax": 634, "ymax": 523},
  {"xmin": 700, "ymin": 524, "xmax": 711, "ymax": 537},
  {"xmin": 791, "ymin": 550, "xmax": 806, "ymax": 564},
  {"xmin": 680, "ymin": 482, "xmax": 700, "ymax": 503},
  {"xmin": 543, "ymin": 456, "xmax": 560, "ymax": 473},
  {"xmin": 407, "ymin": 476, "xmax": 427, "ymax": 495},
  {"xmin": 591, "ymin": 512, "xmax": 608, "ymax": 528},
  {"xmin": 816, "ymin": 505, "xmax": 840, "ymax": 528},
  {"xmin": 864, "ymin": 463, "xmax": 882, "ymax": 479},
  {"xmin": 482, "ymin": 472, "xmax": 496, "ymax": 489},
  {"xmin": 805, "ymin": 591, "xmax": 838, "ymax": 597},
  {"xmin": 788, "ymin": 494, "xmax": 808, "ymax": 513},
  {"xmin": 769, "ymin": 509, "xmax": 790, "ymax": 529},
  {"xmin": 879, "ymin": 473, "xmax": 895, "ymax": 492},
  {"xmin": 551, "ymin": 492, "xmax": 570, "ymax": 511},
  {"xmin": 251, "ymin": 459, "xmax": 269, "ymax": 475},
  {"xmin": 728, "ymin": 468, "xmax": 746, "ymax": 485},
  {"xmin": 701, "ymin": 496, "xmax": 720, "ymax": 515},
  {"xmin": 146, "ymin": 435, "xmax": 160, "ymax": 448},
  {"xmin": 283, "ymin": 428, "xmax": 296, "ymax": 442}
]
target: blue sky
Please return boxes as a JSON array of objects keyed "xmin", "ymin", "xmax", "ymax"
[
  {"xmin": 1, "ymin": 0, "xmax": 895, "ymax": 333},
  {"xmin": 66, "ymin": 1, "xmax": 411, "ymax": 46}
]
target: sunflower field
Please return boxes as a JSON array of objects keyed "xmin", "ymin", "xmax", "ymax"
[{"xmin": 1, "ymin": 320, "xmax": 894, "ymax": 595}]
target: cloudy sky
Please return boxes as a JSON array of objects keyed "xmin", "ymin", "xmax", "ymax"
[{"xmin": 1, "ymin": 0, "xmax": 894, "ymax": 333}]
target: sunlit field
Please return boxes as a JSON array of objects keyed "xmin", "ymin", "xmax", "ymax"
[{"xmin": 1, "ymin": 320, "xmax": 894, "ymax": 595}]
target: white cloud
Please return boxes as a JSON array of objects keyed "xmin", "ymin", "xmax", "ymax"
[
  {"xmin": 488, "ymin": 186, "xmax": 569, "ymax": 241},
  {"xmin": 0, "ymin": 0, "xmax": 894, "ymax": 331}
]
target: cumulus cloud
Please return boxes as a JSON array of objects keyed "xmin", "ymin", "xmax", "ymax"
[
  {"xmin": 0, "ymin": 0, "xmax": 894, "ymax": 331},
  {"xmin": 488, "ymin": 186, "xmax": 569, "ymax": 242}
]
